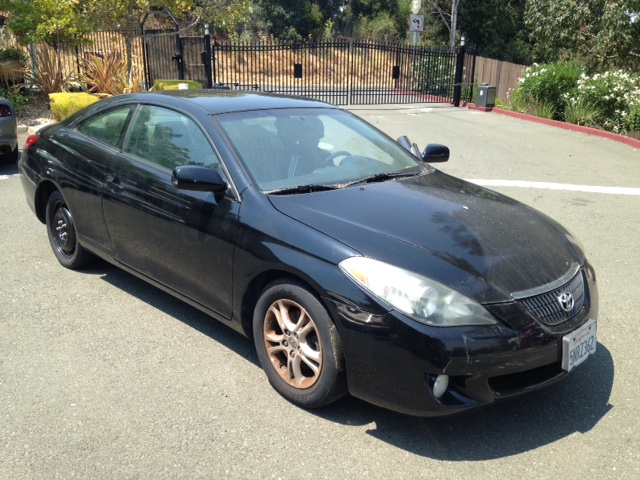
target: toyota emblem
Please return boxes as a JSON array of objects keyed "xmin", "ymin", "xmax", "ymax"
[{"xmin": 558, "ymin": 292, "xmax": 575, "ymax": 313}]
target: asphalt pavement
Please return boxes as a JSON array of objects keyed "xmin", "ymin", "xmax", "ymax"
[{"xmin": 1, "ymin": 105, "xmax": 639, "ymax": 479}]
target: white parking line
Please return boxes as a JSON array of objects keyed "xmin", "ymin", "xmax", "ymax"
[{"xmin": 467, "ymin": 179, "xmax": 640, "ymax": 196}]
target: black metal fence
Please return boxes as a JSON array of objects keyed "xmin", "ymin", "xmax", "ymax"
[
  {"xmin": 206, "ymin": 38, "xmax": 475, "ymax": 106},
  {"xmin": 37, "ymin": 33, "xmax": 476, "ymax": 106}
]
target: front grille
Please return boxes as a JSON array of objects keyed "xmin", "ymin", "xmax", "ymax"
[{"xmin": 518, "ymin": 271, "xmax": 585, "ymax": 326}]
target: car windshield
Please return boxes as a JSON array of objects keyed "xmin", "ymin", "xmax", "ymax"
[{"xmin": 215, "ymin": 108, "xmax": 424, "ymax": 193}]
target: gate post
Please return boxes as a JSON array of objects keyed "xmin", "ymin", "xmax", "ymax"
[
  {"xmin": 202, "ymin": 23, "xmax": 213, "ymax": 88},
  {"xmin": 452, "ymin": 38, "xmax": 465, "ymax": 107},
  {"xmin": 172, "ymin": 34, "xmax": 184, "ymax": 80}
]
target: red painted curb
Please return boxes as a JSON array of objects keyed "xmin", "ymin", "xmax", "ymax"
[{"xmin": 476, "ymin": 105, "xmax": 640, "ymax": 150}]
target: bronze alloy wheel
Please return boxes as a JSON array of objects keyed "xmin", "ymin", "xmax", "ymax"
[
  {"xmin": 263, "ymin": 298, "xmax": 322, "ymax": 389},
  {"xmin": 253, "ymin": 281, "xmax": 347, "ymax": 409}
]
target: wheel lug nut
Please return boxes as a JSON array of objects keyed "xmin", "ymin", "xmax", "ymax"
[{"xmin": 283, "ymin": 340, "xmax": 288, "ymax": 346}]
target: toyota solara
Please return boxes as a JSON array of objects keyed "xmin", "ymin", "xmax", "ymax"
[{"xmin": 19, "ymin": 91, "xmax": 598, "ymax": 416}]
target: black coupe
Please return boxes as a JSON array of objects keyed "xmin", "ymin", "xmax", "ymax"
[{"xmin": 19, "ymin": 91, "xmax": 598, "ymax": 416}]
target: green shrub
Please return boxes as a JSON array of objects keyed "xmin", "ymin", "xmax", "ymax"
[
  {"xmin": 509, "ymin": 62, "xmax": 584, "ymax": 120},
  {"xmin": 564, "ymin": 97, "xmax": 600, "ymax": 127},
  {"xmin": 81, "ymin": 52, "xmax": 142, "ymax": 95},
  {"xmin": 150, "ymin": 80, "xmax": 203, "ymax": 91},
  {"xmin": 1, "ymin": 88, "xmax": 28, "ymax": 112},
  {"xmin": 530, "ymin": 101, "xmax": 556, "ymax": 120},
  {"xmin": 49, "ymin": 92, "xmax": 100, "ymax": 121},
  {"xmin": 627, "ymin": 105, "xmax": 640, "ymax": 134},
  {"xmin": 570, "ymin": 70, "xmax": 640, "ymax": 134},
  {"xmin": 21, "ymin": 46, "xmax": 81, "ymax": 95}
]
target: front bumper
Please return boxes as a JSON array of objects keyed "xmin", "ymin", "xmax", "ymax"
[{"xmin": 330, "ymin": 263, "xmax": 598, "ymax": 417}]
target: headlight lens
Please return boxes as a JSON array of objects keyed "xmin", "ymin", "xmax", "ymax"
[{"xmin": 339, "ymin": 257, "xmax": 496, "ymax": 327}]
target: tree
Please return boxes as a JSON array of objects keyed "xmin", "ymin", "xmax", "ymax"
[
  {"xmin": 525, "ymin": 0, "xmax": 640, "ymax": 71},
  {"xmin": 191, "ymin": 0, "xmax": 261, "ymax": 38},
  {"xmin": 258, "ymin": 1, "xmax": 343, "ymax": 40},
  {"xmin": 340, "ymin": 0, "xmax": 411, "ymax": 39},
  {"xmin": 425, "ymin": 0, "xmax": 461, "ymax": 47},
  {"xmin": 81, "ymin": 0, "xmax": 195, "ymax": 75},
  {"xmin": 0, "ymin": 0, "xmax": 94, "ymax": 47},
  {"xmin": 458, "ymin": 0, "xmax": 530, "ymax": 64}
]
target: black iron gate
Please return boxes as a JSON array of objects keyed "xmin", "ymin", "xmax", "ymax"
[{"xmin": 143, "ymin": 35, "xmax": 476, "ymax": 106}]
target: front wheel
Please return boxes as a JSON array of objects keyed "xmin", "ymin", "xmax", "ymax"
[
  {"xmin": 45, "ymin": 191, "xmax": 93, "ymax": 269},
  {"xmin": 253, "ymin": 280, "xmax": 347, "ymax": 409}
]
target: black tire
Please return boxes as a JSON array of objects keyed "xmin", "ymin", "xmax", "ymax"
[
  {"xmin": 253, "ymin": 280, "xmax": 347, "ymax": 409},
  {"xmin": 0, "ymin": 145, "xmax": 18, "ymax": 164},
  {"xmin": 45, "ymin": 191, "xmax": 93, "ymax": 269}
]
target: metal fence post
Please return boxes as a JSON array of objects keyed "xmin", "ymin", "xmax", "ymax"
[
  {"xmin": 202, "ymin": 23, "xmax": 213, "ymax": 88},
  {"xmin": 173, "ymin": 34, "xmax": 184, "ymax": 80},
  {"xmin": 453, "ymin": 40, "xmax": 465, "ymax": 107}
]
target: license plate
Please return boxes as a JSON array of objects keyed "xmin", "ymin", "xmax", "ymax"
[{"xmin": 562, "ymin": 319, "xmax": 597, "ymax": 372}]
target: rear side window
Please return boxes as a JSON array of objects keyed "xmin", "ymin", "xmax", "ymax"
[
  {"xmin": 123, "ymin": 105, "xmax": 219, "ymax": 170},
  {"xmin": 78, "ymin": 106, "xmax": 132, "ymax": 148}
]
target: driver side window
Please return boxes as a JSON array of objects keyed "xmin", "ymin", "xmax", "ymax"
[{"xmin": 123, "ymin": 105, "xmax": 220, "ymax": 170}]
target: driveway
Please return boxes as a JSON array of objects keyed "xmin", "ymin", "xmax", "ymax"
[{"xmin": 1, "ymin": 105, "xmax": 638, "ymax": 479}]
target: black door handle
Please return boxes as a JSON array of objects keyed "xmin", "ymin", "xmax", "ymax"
[{"xmin": 106, "ymin": 176, "xmax": 124, "ymax": 193}]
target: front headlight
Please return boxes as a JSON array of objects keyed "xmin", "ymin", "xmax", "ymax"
[{"xmin": 339, "ymin": 257, "xmax": 496, "ymax": 327}]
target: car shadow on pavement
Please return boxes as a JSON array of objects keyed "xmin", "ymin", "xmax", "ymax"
[
  {"xmin": 0, "ymin": 160, "xmax": 19, "ymax": 176},
  {"xmin": 316, "ymin": 345, "xmax": 614, "ymax": 460},
  {"xmin": 92, "ymin": 261, "xmax": 261, "ymax": 368}
]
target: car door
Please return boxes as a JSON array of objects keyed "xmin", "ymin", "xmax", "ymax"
[
  {"xmin": 56, "ymin": 105, "xmax": 134, "ymax": 253},
  {"xmin": 102, "ymin": 104, "xmax": 239, "ymax": 319}
]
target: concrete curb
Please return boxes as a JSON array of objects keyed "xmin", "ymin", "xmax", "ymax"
[{"xmin": 468, "ymin": 104, "xmax": 640, "ymax": 150}]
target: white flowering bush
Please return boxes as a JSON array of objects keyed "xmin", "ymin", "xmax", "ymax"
[
  {"xmin": 570, "ymin": 70, "xmax": 640, "ymax": 134},
  {"xmin": 509, "ymin": 62, "xmax": 640, "ymax": 134},
  {"xmin": 509, "ymin": 62, "xmax": 584, "ymax": 120}
]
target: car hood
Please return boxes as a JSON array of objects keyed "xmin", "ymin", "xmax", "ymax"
[{"xmin": 268, "ymin": 171, "xmax": 585, "ymax": 304}]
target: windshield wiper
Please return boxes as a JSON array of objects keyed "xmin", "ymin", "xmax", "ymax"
[
  {"xmin": 267, "ymin": 184, "xmax": 341, "ymax": 195},
  {"xmin": 344, "ymin": 170, "xmax": 420, "ymax": 187}
]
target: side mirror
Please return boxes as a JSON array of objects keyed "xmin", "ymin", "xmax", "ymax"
[
  {"xmin": 171, "ymin": 165, "xmax": 227, "ymax": 193},
  {"xmin": 422, "ymin": 144, "xmax": 449, "ymax": 163}
]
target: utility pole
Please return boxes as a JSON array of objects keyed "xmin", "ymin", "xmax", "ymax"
[{"xmin": 409, "ymin": 0, "xmax": 423, "ymax": 45}]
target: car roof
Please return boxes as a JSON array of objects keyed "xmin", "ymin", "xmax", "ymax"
[{"xmin": 117, "ymin": 90, "xmax": 339, "ymax": 115}]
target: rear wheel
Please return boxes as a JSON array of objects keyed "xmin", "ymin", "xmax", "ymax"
[
  {"xmin": 0, "ymin": 145, "xmax": 17, "ymax": 163},
  {"xmin": 253, "ymin": 280, "xmax": 347, "ymax": 408},
  {"xmin": 45, "ymin": 191, "xmax": 93, "ymax": 269}
]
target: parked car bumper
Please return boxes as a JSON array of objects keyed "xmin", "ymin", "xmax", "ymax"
[
  {"xmin": 331, "ymin": 264, "xmax": 598, "ymax": 417},
  {"xmin": 0, "ymin": 97, "xmax": 18, "ymax": 159}
]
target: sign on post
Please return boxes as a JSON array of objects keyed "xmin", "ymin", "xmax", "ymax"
[{"xmin": 409, "ymin": 14, "xmax": 425, "ymax": 32}]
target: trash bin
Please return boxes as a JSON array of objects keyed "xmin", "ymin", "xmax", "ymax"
[{"xmin": 476, "ymin": 83, "xmax": 497, "ymax": 108}]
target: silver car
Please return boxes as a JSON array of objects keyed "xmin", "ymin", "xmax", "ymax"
[{"xmin": 0, "ymin": 95, "xmax": 18, "ymax": 163}]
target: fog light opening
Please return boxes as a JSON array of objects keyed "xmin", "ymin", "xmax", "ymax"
[{"xmin": 433, "ymin": 374, "xmax": 449, "ymax": 398}]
